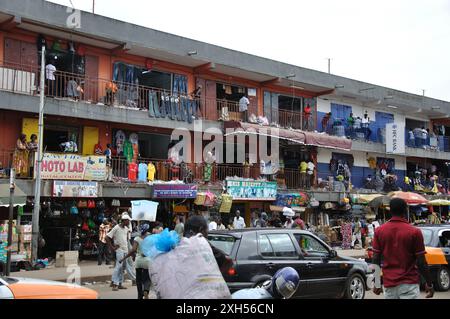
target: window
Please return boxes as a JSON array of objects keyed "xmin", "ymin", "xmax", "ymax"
[
  {"xmin": 294, "ymin": 234, "xmax": 329, "ymax": 258},
  {"xmin": 439, "ymin": 231, "xmax": 450, "ymax": 248},
  {"xmin": 43, "ymin": 124, "xmax": 80, "ymax": 153},
  {"xmin": 259, "ymin": 234, "xmax": 297, "ymax": 258},
  {"xmin": 208, "ymin": 235, "xmax": 236, "ymax": 256}
]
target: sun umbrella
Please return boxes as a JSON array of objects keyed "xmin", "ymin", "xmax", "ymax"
[
  {"xmin": 388, "ymin": 191, "xmax": 428, "ymax": 206},
  {"xmin": 428, "ymin": 199, "xmax": 450, "ymax": 206},
  {"xmin": 367, "ymin": 195, "xmax": 391, "ymax": 209}
]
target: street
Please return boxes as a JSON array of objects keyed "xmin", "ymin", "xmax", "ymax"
[{"xmin": 90, "ymin": 281, "xmax": 450, "ymax": 299}]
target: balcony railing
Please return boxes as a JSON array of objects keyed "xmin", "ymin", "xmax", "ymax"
[{"xmin": 278, "ymin": 110, "xmax": 315, "ymax": 131}]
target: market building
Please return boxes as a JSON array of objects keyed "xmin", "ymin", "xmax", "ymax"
[{"xmin": 1, "ymin": 0, "xmax": 450, "ymax": 264}]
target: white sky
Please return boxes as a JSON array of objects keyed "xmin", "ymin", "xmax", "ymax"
[{"xmin": 47, "ymin": 0, "xmax": 450, "ymax": 101}]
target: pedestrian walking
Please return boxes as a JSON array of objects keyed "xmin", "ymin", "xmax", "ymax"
[
  {"xmin": 106, "ymin": 213, "xmax": 136, "ymax": 291},
  {"xmin": 351, "ymin": 218, "xmax": 362, "ymax": 249},
  {"xmin": 372, "ymin": 198, "xmax": 434, "ymax": 299},
  {"xmin": 98, "ymin": 219, "xmax": 111, "ymax": 266},
  {"xmin": 174, "ymin": 216, "xmax": 184, "ymax": 237},
  {"xmin": 209, "ymin": 216, "xmax": 218, "ymax": 231},
  {"xmin": 120, "ymin": 223, "xmax": 152, "ymax": 299}
]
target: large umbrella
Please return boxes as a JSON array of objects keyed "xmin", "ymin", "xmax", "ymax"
[
  {"xmin": 367, "ymin": 195, "xmax": 391, "ymax": 209},
  {"xmin": 388, "ymin": 191, "xmax": 428, "ymax": 206},
  {"xmin": 428, "ymin": 199, "xmax": 450, "ymax": 206}
]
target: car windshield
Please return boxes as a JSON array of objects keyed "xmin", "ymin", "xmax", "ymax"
[
  {"xmin": 208, "ymin": 235, "xmax": 236, "ymax": 255},
  {"xmin": 420, "ymin": 228, "xmax": 434, "ymax": 246}
]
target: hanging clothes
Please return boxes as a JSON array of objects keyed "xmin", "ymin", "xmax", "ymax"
[
  {"xmin": 204, "ymin": 163, "xmax": 213, "ymax": 182},
  {"xmin": 115, "ymin": 130, "xmax": 126, "ymax": 155},
  {"xmin": 123, "ymin": 140, "xmax": 134, "ymax": 164},
  {"xmin": 138, "ymin": 163, "xmax": 148, "ymax": 182},
  {"xmin": 341, "ymin": 223, "xmax": 352, "ymax": 249},
  {"xmin": 147, "ymin": 162, "xmax": 156, "ymax": 181}
]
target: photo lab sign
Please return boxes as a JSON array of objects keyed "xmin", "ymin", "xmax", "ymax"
[
  {"xmin": 37, "ymin": 153, "xmax": 107, "ymax": 181},
  {"xmin": 386, "ymin": 123, "xmax": 405, "ymax": 154}
]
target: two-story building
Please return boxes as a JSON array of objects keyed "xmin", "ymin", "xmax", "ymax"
[{"xmin": 0, "ymin": 0, "xmax": 449, "ymax": 258}]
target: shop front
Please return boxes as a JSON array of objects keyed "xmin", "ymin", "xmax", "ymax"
[{"xmin": 152, "ymin": 183, "xmax": 198, "ymax": 226}]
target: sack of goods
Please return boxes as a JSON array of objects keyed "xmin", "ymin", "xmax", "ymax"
[{"xmin": 148, "ymin": 234, "xmax": 231, "ymax": 299}]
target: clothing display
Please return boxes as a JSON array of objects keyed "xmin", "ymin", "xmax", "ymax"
[
  {"xmin": 123, "ymin": 140, "xmax": 134, "ymax": 164},
  {"xmin": 128, "ymin": 162, "xmax": 138, "ymax": 182},
  {"xmin": 341, "ymin": 223, "xmax": 352, "ymax": 249},
  {"xmin": 204, "ymin": 163, "xmax": 213, "ymax": 182},
  {"xmin": 138, "ymin": 163, "xmax": 148, "ymax": 182},
  {"xmin": 147, "ymin": 162, "xmax": 156, "ymax": 181},
  {"xmin": 115, "ymin": 130, "xmax": 126, "ymax": 155}
]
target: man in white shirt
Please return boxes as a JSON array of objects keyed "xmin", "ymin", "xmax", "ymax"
[
  {"xmin": 107, "ymin": 213, "xmax": 136, "ymax": 291},
  {"xmin": 361, "ymin": 113, "xmax": 371, "ymax": 141},
  {"xmin": 233, "ymin": 210, "xmax": 246, "ymax": 229},
  {"xmin": 45, "ymin": 59, "xmax": 57, "ymax": 97},
  {"xmin": 239, "ymin": 95, "xmax": 250, "ymax": 122},
  {"xmin": 208, "ymin": 217, "xmax": 218, "ymax": 231}
]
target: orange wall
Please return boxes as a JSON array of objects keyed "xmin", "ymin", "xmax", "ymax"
[{"xmin": 0, "ymin": 27, "xmax": 319, "ymax": 118}]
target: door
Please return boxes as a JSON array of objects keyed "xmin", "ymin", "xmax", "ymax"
[
  {"xmin": 84, "ymin": 55, "xmax": 99, "ymax": 102},
  {"xmin": 294, "ymin": 233, "xmax": 348, "ymax": 298},
  {"xmin": 196, "ymin": 77, "xmax": 206, "ymax": 117},
  {"xmin": 375, "ymin": 111, "xmax": 394, "ymax": 142},
  {"xmin": 247, "ymin": 88, "xmax": 258, "ymax": 117},
  {"xmin": 205, "ymin": 80, "xmax": 217, "ymax": 120},
  {"xmin": 257, "ymin": 232, "xmax": 308, "ymax": 298},
  {"xmin": 20, "ymin": 41, "xmax": 38, "ymax": 69},
  {"xmin": 330, "ymin": 103, "xmax": 352, "ymax": 122},
  {"xmin": 4, "ymin": 38, "xmax": 21, "ymax": 67}
]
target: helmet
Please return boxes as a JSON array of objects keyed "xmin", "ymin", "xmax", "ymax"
[{"xmin": 271, "ymin": 267, "xmax": 300, "ymax": 299}]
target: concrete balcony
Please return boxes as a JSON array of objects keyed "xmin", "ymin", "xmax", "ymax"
[{"xmin": 351, "ymin": 139, "xmax": 450, "ymax": 160}]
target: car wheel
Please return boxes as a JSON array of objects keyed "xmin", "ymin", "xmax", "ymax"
[
  {"xmin": 436, "ymin": 266, "xmax": 450, "ymax": 292},
  {"xmin": 344, "ymin": 273, "xmax": 365, "ymax": 299}
]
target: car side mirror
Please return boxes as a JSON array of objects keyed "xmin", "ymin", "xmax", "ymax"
[{"xmin": 329, "ymin": 249, "xmax": 338, "ymax": 259}]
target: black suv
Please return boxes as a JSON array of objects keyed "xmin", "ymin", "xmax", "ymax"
[{"xmin": 209, "ymin": 228, "xmax": 369, "ymax": 299}]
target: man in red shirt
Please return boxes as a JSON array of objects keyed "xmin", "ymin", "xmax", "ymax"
[{"xmin": 372, "ymin": 198, "xmax": 434, "ymax": 299}]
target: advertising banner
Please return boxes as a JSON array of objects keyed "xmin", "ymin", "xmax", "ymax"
[
  {"xmin": 131, "ymin": 200, "xmax": 159, "ymax": 221},
  {"xmin": 275, "ymin": 193, "xmax": 308, "ymax": 207},
  {"xmin": 386, "ymin": 123, "xmax": 405, "ymax": 154},
  {"xmin": 153, "ymin": 184, "xmax": 198, "ymax": 199},
  {"xmin": 38, "ymin": 153, "xmax": 107, "ymax": 181},
  {"xmin": 52, "ymin": 180, "xmax": 99, "ymax": 198},
  {"xmin": 226, "ymin": 179, "xmax": 277, "ymax": 200}
]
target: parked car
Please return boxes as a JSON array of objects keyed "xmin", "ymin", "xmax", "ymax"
[
  {"xmin": 0, "ymin": 276, "xmax": 98, "ymax": 299},
  {"xmin": 209, "ymin": 228, "xmax": 369, "ymax": 299},
  {"xmin": 417, "ymin": 224, "xmax": 450, "ymax": 291}
]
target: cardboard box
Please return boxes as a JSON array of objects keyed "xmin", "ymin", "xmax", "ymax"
[{"xmin": 55, "ymin": 251, "xmax": 79, "ymax": 267}]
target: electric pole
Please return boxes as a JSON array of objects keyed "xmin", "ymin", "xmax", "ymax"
[
  {"xmin": 31, "ymin": 45, "xmax": 46, "ymax": 262},
  {"xmin": 5, "ymin": 169, "xmax": 15, "ymax": 276},
  {"xmin": 328, "ymin": 58, "xmax": 331, "ymax": 74}
]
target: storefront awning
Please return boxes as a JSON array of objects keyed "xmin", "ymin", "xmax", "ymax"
[
  {"xmin": 0, "ymin": 184, "xmax": 27, "ymax": 207},
  {"xmin": 224, "ymin": 121, "xmax": 352, "ymax": 151}
]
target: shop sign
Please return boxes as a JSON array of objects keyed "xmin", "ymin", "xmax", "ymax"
[
  {"xmin": 153, "ymin": 184, "xmax": 198, "ymax": 199},
  {"xmin": 386, "ymin": 123, "xmax": 405, "ymax": 154},
  {"xmin": 131, "ymin": 200, "xmax": 158, "ymax": 221},
  {"xmin": 38, "ymin": 153, "xmax": 107, "ymax": 181},
  {"xmin": 275, "ymin": 193, "xmax": 308, "ymax": 207},
  {"xmin": 52, "ymin": 180, "xmax": 99, "ymax": 198},
  {"xmin": 226, "ymin": 179, "xmax": 277, "ymax": 200}
]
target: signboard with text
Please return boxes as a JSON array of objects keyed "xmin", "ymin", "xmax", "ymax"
[
  {"xmin": 226, "ymin": 179, "xmax": 277, "ymax": 201},
  {"xmin": 52, "ymin": 180, "xmax": 99, "ymax": 198},
  {"xmin": 37, "ymin": 153, "xmax": 107, "ymax": 181},
  {"xmin": 386, "ymin": 123, "xmax": 405, "ymax": 154},
  {"xmin": 153, "ymin": 184, "xmax": 198, "ymax": 199}
]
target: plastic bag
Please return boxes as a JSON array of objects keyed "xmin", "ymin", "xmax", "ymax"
[
  {"xmin": 141, "ymin": 228, "xmax": 180, "ymax": 259},
  {"xmin": 149, "ymin": 234, "xmax": 231, "ymax": 299}
]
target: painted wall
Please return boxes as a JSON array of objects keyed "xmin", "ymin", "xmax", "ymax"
[{"xmin": 317, "ymin": 148, "xmax": 406, "ymax": 188}]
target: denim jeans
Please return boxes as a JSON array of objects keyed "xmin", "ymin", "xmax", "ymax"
[
  {"xmin": 152, "ymin": 92, "xmax": 161, "ymax": 117},
  {"xmin": 160, "ymin": 94, "xmax": 167, "ymax": 117},
  {"xmin": 148, "ymin": 91, "xmax": 155, "ymax": 117},
  {"xmin": 383, "ymin": 284, "xmax": 420, "ymax": 299},
  {"xmin": 170, "ymin": 96, "xmax": 177, "ymax": 120},
  {"xmin": 136, "ymin": 268, "xmax": 151, "ymax": 299},
  {"xmin": 112, "ymin": 250, "xmax": 136, "ymax": 286},
  {"xmin": 97, "ymin": 242, "xmax": 110, "ymax": 265}
]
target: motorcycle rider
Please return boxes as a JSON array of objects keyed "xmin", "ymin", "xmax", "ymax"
[{"xmin": 232, "ymin": 267, "xmax": 300, "ymax": 299}]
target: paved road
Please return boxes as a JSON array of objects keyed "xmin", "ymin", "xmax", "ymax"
[{"xmin": 91, "ymin": 282, "xmax": 450, "ymax": 299}]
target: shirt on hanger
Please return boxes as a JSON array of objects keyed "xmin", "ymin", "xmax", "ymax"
[
  {"xmin": 138, "ymin": 163, "xmax": 148, "ymax": 182},
  {"xmin": 147, "ymin": 163, "xmax": 156, "ymax": 181}
]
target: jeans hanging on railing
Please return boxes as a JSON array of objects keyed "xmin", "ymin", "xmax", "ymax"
[
  {"xmin": 148, "ymin": 91, "xmax": 155, "ymax": 117},
  {"xmin": 153, "ymin": 92, "xmax": 161, "ymax": 118}
]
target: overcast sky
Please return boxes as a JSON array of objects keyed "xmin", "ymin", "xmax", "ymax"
[{"xmin": 47, "ymin": 0, "xmax": 450, "ymax": 101}]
